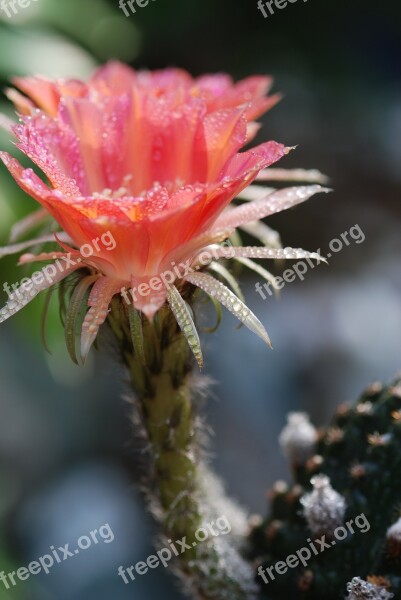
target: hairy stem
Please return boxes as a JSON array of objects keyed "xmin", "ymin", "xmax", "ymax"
[{"xmin": 107, "ymin": 296, "xmax": 258, "ymax": 600}]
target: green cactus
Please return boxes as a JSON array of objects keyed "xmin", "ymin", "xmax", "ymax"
[{"xmin": 249, "ymin": 379, "xmax": 401, "ymax": 599}]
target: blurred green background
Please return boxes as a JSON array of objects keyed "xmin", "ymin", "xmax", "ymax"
[{"xmin": 0, "ymin": 0, "xmax": 400, "ymax": 598}]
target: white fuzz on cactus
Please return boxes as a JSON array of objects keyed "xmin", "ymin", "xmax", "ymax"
[
  {"xmin": 385, "ymin": 515, "xmax": 401, "ymax": 558},
  {"xmin": 279, "ymin": 412, "xmax": 318, "ymax": 465},
  {"xmin": 345, "ymin": 577, "xmax": 393, "ymax": 599},
  {"xmin": 386, "ymin": 516, "xmax": 401, "ymax": 543},
  {"xmin": 300, "ymin": 474, "xmax": 346, "ymax": 535}
]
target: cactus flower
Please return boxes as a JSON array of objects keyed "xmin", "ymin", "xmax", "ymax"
[{"xmin": 0, "ymin": 62, "xmax": 328, "ymax": 362}]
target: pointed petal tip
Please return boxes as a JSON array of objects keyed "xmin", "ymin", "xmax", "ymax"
[
  {"xmin": 261, "ymin": 329, "xmax": 273, "ymax": 348},
  {"xmin": 0, "ymin": 151, "xmax": 11, "ymax": 165},
  {"xmin": 0, "ymin": 114, "xmax": 15, "ymax": 133},
  {"xmin": 80, "ymin": 334, "xmax": 95, "ymax": 365},
  {"xmin": 309, "ymin": 252, "xmax": 328, "ymax": 265}
]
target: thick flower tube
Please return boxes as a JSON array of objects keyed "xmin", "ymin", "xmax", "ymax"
[{"xmin": 0, "ymin": 64, "xmax": 329, "ymax": 600}]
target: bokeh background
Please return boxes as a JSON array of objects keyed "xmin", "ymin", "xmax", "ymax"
[{"xmin": 0, "ymin": 0, "xmax": 400, "ymax": 598}]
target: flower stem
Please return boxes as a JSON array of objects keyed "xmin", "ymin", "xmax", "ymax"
[{"xmin": 108, "ymin": 297, "xmax": 258, "ymax": 599}]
